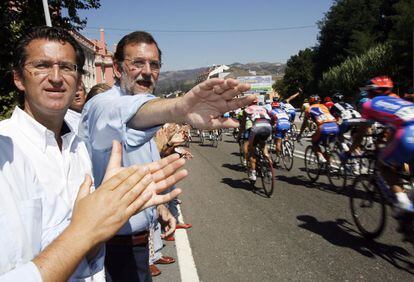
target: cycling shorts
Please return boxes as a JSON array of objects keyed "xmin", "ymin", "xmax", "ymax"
[
  {"xmin": 339, "ymin": 119, "xmax": 361, "ymax": 136},
  {"xmin": 312, "ymin": 122, "xmax": 339, "ymax": 145},
  {"xmin": 380, "ymin": 124, "xmax": 414, "ymax": 166},
  {"xmin": 242, "ymin": 129, "xmax": 251, "ymax": 140},
  {"xmin": 274, "ymin": 120, "xmax": 291, "ymax": 139},
  {"xmin": 249, "ymin": 121, "xmax": 272, "ymax": 146}
]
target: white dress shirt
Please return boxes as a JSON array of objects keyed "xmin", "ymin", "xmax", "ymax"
[
  {"xmin": 65, "ymin": 108, "xmax": 82, "ymax": 134},
  {"xmin": 0, "ymin": 134, "xmax": 70, "ymax": 281},
  {"xmin": 0, "ymin": 107, "xmax": 104, "ymax": 281}
]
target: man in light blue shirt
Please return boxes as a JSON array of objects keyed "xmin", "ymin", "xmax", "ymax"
[{"xmin": 79, "ymin": 31, "xmax": 253, "ymax": 281}]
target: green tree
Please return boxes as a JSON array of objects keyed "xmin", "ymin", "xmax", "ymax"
[
  {"xmin": 279, "ymin": 48, "xmax": 316, "ymax": 101},
  {"xmin": 0, "ymin": 0, "xmax": 100, "ymax": 119},
  {"xmin": 388, "ymin": 0, "xmax": 414, "ymax": 90},
  {"xmin": 314, "ymin": 0, "xmax": 390, "ymax": 79},
  {"xmin": 320, "ymin": 43, "xmax": 394, "ymax": 99}
]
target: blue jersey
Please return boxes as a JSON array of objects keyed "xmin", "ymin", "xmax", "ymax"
[{"xmin": 362, "ymin": 95, "xmax": 414, "ymax": 127}]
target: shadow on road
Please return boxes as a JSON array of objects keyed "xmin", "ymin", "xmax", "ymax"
[
  {"xmin": 277, "ymin": 174, "xmax": 317, "ymax": 189},
  {"xmin": 221, "ymin": 177, "xmax": 252, "ymax": 191},
  {"xmin": 230, "ymin": 152, "xmax": 242, "ymax": 157},
  {"xmin": 221, "ymin": 177, "xmax": 270, "ymax": 198},
  {"xmin": 222, "ymin": 163, "xmax": 245, "ymax": 172},
  {"xmin": 278, "ymin": 171, "xmax": 347, "ymax": 196},
  {"xmin": 297, "ymin": 215, "xmax": 414, "ymax": 274}
]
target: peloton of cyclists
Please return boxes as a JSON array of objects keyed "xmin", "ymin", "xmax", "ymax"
[
  {"xmin": 346, "ymin": 76, "xmax": 414, "ymax": 213},
  {"xmin": 297, "ymin": 95, "xmax": 339, "ymax": 163},
  {"xmin": 239, "ymin": 97, "xmax": 273, "ymax": 181}
]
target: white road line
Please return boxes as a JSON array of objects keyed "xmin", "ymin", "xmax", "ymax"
[
  {"xmin": 294, "ymin": 149, "xmax": 305, "ymax": 160},
  {"xmin": 175, "ymin": 204, "xmax": 200, "ymax": 282}
]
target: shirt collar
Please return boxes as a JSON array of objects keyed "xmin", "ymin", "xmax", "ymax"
[{"xmin": 11, "ymin": 107, "xmax": 74, "ymax": 153}]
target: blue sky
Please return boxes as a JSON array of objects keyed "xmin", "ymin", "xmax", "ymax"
[{"xmin": 78, "ymin": 0, "xmax": 334, "ymax": 71}]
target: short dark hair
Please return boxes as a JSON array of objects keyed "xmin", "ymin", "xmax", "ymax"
[
  {"xmin": 114, "ymin": 31, "xmax": 162, "ymax": 65},
  {"xmin": 13, "ymin": 26, "xmax": 85, "ymax": 76}
]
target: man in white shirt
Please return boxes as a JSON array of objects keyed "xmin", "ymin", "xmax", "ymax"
[
  {"xmin": 65, "ymin": 82, "xmax": 86, "ymax": 133},
  {"xmin": 0, "ymin": 26, "xmax": 186, "ymax": 281}
]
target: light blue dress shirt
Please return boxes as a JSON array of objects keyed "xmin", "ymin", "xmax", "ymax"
[{"xmin": 79, "ymin": 85, "xmax": 160, "ymax": 234}]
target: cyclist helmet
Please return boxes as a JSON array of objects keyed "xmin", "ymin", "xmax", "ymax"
[
  {"xmin": 323, "ymin": 96, "xmax": 332, "ymax": 103},
  {"xmin": 303, "ymin": 98, "xmax": 308, "ymax": 103},
  {"xmin": 272, "ymin": 97, "xmax": 279, "ymax": 102},
  {"xmin": 332, "ymin": 93, "xmax": 343, "ymax": 103},
  {"xmin": 271, "ymin": 101, "xmax": 280, "ymax": 108},
  {"xmin": 360, "ymin": 76, "xmax": 393, "ymax": 98},
  {"xmin": 308, "ymin": 95, "xmax": 320, "ymax": 105}
]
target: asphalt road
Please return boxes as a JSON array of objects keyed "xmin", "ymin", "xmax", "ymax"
[{"xmin": 157, "ymin": 130, "xmax": 414, "ymax": 282}]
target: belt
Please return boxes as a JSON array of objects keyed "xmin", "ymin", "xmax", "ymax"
[{"xmin": 107, "ymin": 231, "xmax": 149, "ymax": 247}]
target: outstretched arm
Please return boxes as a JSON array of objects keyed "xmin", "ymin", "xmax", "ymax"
[
  {"xmin": 285, "ymin": 89, "xmax": 302, "ymax": 103},
  {"xmin": 127, "ymin": 78, "xmax": 253, "ymax": 130}
]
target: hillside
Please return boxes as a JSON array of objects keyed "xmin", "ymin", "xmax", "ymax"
[{"xmin": 154, "ymin": 62, "xmax": 285, "ymax": 95}]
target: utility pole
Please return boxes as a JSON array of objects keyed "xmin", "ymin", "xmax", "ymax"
[{"xmin": 42, "ymin": 0, "xmax": 52, "ymax": 27}]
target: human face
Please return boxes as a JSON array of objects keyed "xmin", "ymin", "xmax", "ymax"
[
  {"xmin": 70, "ymin": 84, "xmax": 86, "ymax": 113},
  {"xmin": 14, "ymin": 39, "xmax": 81, "ymax": 117},
  {"xmin": 116, "ymin": 42, "xmax": 160, "ymax": 95}
]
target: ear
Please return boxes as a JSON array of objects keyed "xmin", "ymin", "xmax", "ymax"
[
  {"xmin": 13, "ymin": 71, "xmax": 26, "ymax": 92},
  {"xmin": 113, "ymin": 61, "xmax": 122, "ymax": 79}
]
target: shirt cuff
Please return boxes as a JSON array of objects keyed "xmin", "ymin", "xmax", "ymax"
[{"xmin": 0, "ymin": 262, "xmax": 42, "ymax": 282}]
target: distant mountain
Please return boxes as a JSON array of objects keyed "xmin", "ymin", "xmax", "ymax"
[{"xmin": 154, "ymin": 62, "xmax": 285, "ymax": 96}]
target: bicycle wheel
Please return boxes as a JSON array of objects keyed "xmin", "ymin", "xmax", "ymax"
[
  {"xmin": 304, "ymin": 145, "xmax": 320, "ymax": 182},
  {"xmin": 282, "ymin": 140, "xmax": 294, "ymax": 171},
  {"xmin": 257, "ymin": 155, "xmax": 274, "ymax": 197},
  {"xmin": 349, "ymin": 175, "xmax": 387, "ymax": 239},
  {"xmin": 327, "ymin": 152, "xmax": 346, "ymax": 190}
]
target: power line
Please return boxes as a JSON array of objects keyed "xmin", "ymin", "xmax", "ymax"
[{"xmin": 84, "ymin": 25, "xmax": 316, "ymax": 33}]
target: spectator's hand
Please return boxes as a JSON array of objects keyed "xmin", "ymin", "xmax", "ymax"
[
  {"xmin": 177, "ymin": 78, "xmax": 254, "ymax": 129},
  {"xmin": 69, "ymin": 141, "xmax": 187, "ymax": 245},
  {"xmin": 157, "ymin": 205, "xmax": 177, "ymax": 238},
  {"xmin": 174, "ymin": 147, "xmax": 193, "ymax": 160}
]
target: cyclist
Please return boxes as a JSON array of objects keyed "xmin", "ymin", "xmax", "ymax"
[
  {"xmin": 297, "ymin": 95, "xmax": 339, "ymax": 162},
  {"xmin": 264, "ymin": 99, "xmax": 272, "ymax": 112},
  {"xmin": 240, "ymin": 97, "xmax": 272, "ymax": 181},
  {"xmin": 347, "ymin": 76, "xmax": 414, "ymax": 213},
  {"xmin": 268, "ymin": 101, "xmax": 291, "ymax": 158},
  {"xmin": 323, "ymin": 96, "xmax": 334, "ymax": 109},
  {"xmin": 329, "ymin": 92, "xmax": 362, "ymax": 151},
  {"xmin": 299, "ymin": 98, "xmax": 310, "ymax": 120},
  {"xmin": 280, "ymin": 89, "xmax": 301, "ymax": 123}
]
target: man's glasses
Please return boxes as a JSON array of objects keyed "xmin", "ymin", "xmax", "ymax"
[
  {"xmin": 24, "ymin": 60, "xmax": 78, "ymax": 76},
  {"xmin": 124, "ymin": 58, "xmax": 162, "ymax": 72}
]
